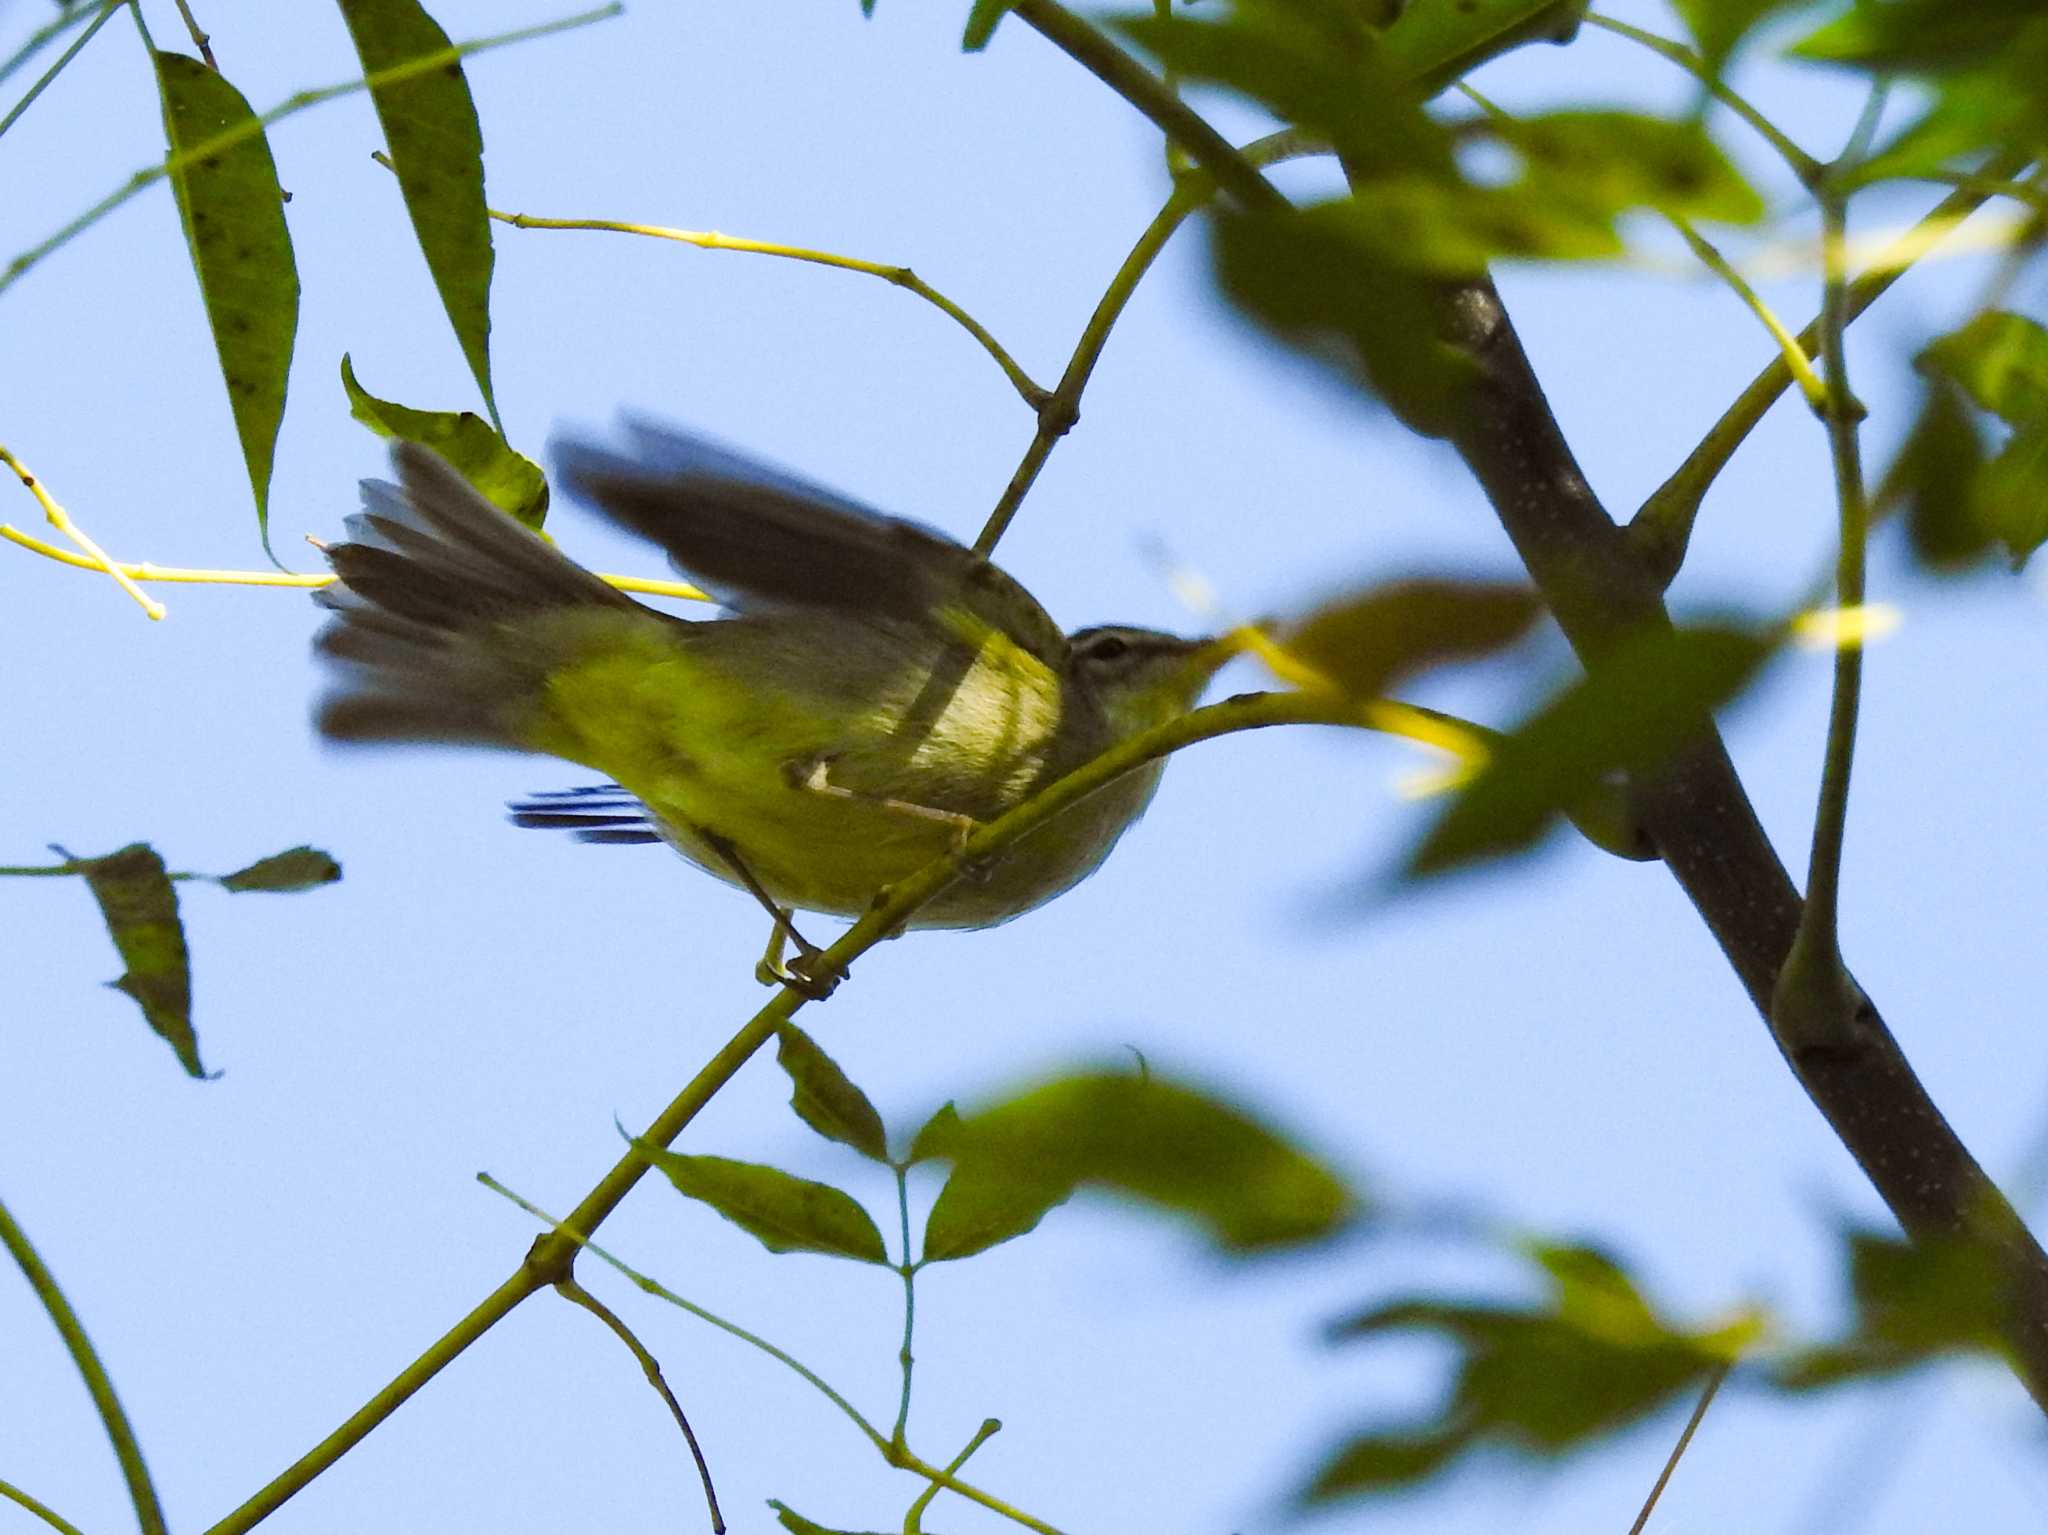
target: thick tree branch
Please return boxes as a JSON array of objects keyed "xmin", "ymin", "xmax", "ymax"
[{"xmin": 1440, "ymin": 276, "xmax": 2048, "ymax": 1410}]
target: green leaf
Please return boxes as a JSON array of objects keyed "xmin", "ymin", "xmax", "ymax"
[
  {"xmin": 922, "ymin": 1146, "xmax": 1071, "ymax": 1262},
  {"xmin": 335, "ymin": 0, "xmax": 499, "ymax": 424},
  {"xmin": 1669, "ymin": 0, "xmax": 1802, "ymax": 77},
  {"xmin": 776, "ymin": 1025, "xmax": 888, "ymax": 1161},
  {"xmin": 1791, "ymin": 0, "xmax": 2047, "ymax": 71},
  {"xmin": 1888, "ymin": 385, "xmax": 1994, "ymax": 570},
  {"xmin": 1919, "ymin": 311, "xmax": 2048, "ymax": 427},
  {"xmin": 1409, "ymin": 624, "xmax": 1774, "ymax": 876},
  {"xmin": 767, "ymin": 1500, "xmax": 888, "ymax": 1535},
  {"xmin": 632, "ymin": 1145, "xmax": 887, "ymax": 1263},
  {"xmin": 1495, "ymin": 112, "xmax": 1767, "ymax": 225},
  {"xmin": 340, "ymin": 355, "xmax": 548, "ymax": 528},
  {"xmin": 1774, "ymin": 1227, "xmax": 2015, "ymax": 1388},
  {"xmin": 962, "ymin": 0, "xmax": 1010, "ymax": 50},
  {"xmin": 1307, "ymin": 1240, "xmax": 1760, "ymax": 1500},
  {"xmin": 906, "ymin": 1101, "xmax": 961, "ymax": 1164},
  {"xmin": 919, "ymin": 1071, "xmax": 1358, "ymax": 1253},
  {"xmin": 1214, "ymin": 203, "xmax": 1477, "ymax": 436},
  {"xmin": 1120, "ymin": 5, "xmax": 1451, "ymax": 174},
  {"xmin": 1979, "ymin": 423, "xmax": 2048, "ymax": 568},
  {"xmin": 72, "ymin": 844, "xmax": 207, "ymax": 1078},
  {"xmin": 153, "ymin": 51, "xmax": 299, "ymax": 545},
  {"xmin": 216, "ymin": 846, "xmax": 343, "ymax": 893},
  {"xmin": 1286, "ymin": 578, "xmax": 1540, "ymax": 699},
  {"xmin": 1379, "ymin": 0, "xmax": 1589, "ymax": 95}
]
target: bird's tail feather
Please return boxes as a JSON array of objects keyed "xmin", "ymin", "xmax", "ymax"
[{"xmin": 315, "ymin": 443, "xmax": 642, "ymax": 747}]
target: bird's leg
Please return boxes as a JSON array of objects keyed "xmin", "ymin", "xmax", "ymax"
[{"xmin": 697, "ymin": 827, "xmax": 839, "ymax": 1000}]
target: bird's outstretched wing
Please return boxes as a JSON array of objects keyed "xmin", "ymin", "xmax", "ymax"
[{"xmin": 552, "ymin": 419, "xmax": 1069, "ymax": 665}]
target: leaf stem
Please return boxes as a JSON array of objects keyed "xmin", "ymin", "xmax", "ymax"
[
  {"xmin": 0, "ymin": 0, "xmax": 117, "ymax": 144},
  {"xmin": 554, "ymin": 1277, "xmax": 724, "ymax": 1533},
  {"xmin": 488, "ymin": 208, "xmax": 1049, "ymax": 409},
  {"xmin": 891, "ymin": 1165, "xmax": 917, "ymax": 1447},
  {"xmin": 481, "ymin": 1176, "xmax": 892, "ymax": 1453},
  {"xmin": 0, "ymin": 1193, "xmax": 168, "ymax": 1535},
  {"xmin": 1583, "ymin": 12, "xmax": 1820, "ymax": 183},
  {"xmin": 1667, "ymin": 215, "xmax": 1827, "ymax": 410}
]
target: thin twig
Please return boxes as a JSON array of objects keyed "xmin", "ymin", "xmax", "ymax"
[
  {"xmin": 555, "ymin": 1277, "xmax": 724, "ymax": 1534},
  {"xmin": 905, "ymin": 1419, "xmax": 1002, "ymax": 1534},
  {"xmin": 1668, "ymin": 216, "xmax": 1827, "ymax": 409},
  {"xmin": 891, "ymin": 1166, "xmax": 917, "ymax": 1448},
  {"xmin": 1628, "ymin": 150, "xmax": 2036, "ymax": 585},
  {"xmin": 170, "ymin": 0, "xmax": 216, "ymax": 68},
  {"xmin": 1626, "ymin": 1362, "xmax": 1730, "ymax": 1535},
  {"xmin": 0, "ymin": 1478, "xmax": 89, "ymax": 1535},
  {"xmin": 487, "ymin": 207, "xmax": 1048, "ymax": 408},
  {"xmin": 0, "ymin": 0, "xmax": 117, "ymax": 143},
  {"xmin": 0, "ymin": 1, "xmax": 103, "ymax": 91},
  {"xmin": 0, "ymin": 1194, "xmax": 168, "ymax": 1535},
  {"xmin": 0, "ymin": 446, "xmax": 164, "ymax": 618},
  {"xmin": 206, "ymin": 685, "xmax": 1389, "ymax": 1535},
  {"xmin": 1584, "ymin": 12, "xmax": 1820, "ymax": 183},
  {"xmin": 2, "ymin": 521, "xmax": 709, "ymax": 602}
]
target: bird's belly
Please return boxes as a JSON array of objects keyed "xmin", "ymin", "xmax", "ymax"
[{"xmin": 632, "ymin": 758, "xmax": 1163, "ymax": 930}]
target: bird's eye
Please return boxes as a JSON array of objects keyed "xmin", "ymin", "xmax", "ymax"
[{"xmin": 1082, "ymin": 634, "xmax": 1130, "ymax": 663}]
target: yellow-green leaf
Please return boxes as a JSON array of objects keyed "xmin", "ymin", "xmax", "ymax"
[
  {"xmin": 217, "ymin": 846, "xmax": 343, "ymax": 893},
  {"xmin": 340, "ymin": 355, "xmax": 547, "ymax": 528},
  {"xmin": 154, "ymin": 51, "xmax": 298, "ymax": 544},
  {"xmin": 72, "ymin": 844, "xmax": 207, "ymax": 1078},
  {"xmin": 776, "ymin": 1025, "xmax": 888, "ymax": 1161},
  {"xmin": 336, "ymin": 0, "xmax": 499, "ymax": 424},
  {"xmin": 1286, "ymin": 578, "xmax": 1540, "ymax": 699},
  {"xmin": 633, "ymin": 1145, "xmax": 887, "ymax": 1263}
]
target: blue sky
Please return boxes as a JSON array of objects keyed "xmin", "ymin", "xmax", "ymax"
[{"xmin": 4, "ymin": 2, "xmax": 2047, "ymax": 1532}]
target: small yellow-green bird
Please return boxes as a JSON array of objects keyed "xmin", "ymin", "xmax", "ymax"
[{"xmin": 314, "ymin": 423, "xmax": 1226, "ymax": 991}]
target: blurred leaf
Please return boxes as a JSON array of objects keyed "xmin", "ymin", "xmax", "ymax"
[
  {"xmin": 918, "ymin": 1070, "xmax": 1358, "ymax": 1253},
  {"xmin": 776, "ymin": 1025, "xmax": 888, "ymax": 1161},
  {"xmin": 1379, "ymin": 0, "xmax": 1588, "ymax": 95},
  {"xmin": 1495, "ymin": 111, "xmax": 1767, "ymax": 224},
  {"xmin": 72, "ymin": 844, "xmax": 206, "ymax": 1078},
  {"xmin": 1410, "ymin": 624, "xmax": 1773, "ymax": 876},
  {"xmin": 1888, "ymin": 385, "xmax": 1994, "ymax": 569},
  {"xmin": 1670, "ymin": 0, "xmax": 1803, "ymax": 77},
  {"xmin": 1286, "ymin": 578, "xmax": 1541, "ymax": 698},
  {"xmin": 217, "ymin": 846, "xmax": 343, "ymax": 893},
  {"xmin": 335, "ymin": 0, "xmax": 499, "ymax": 423},
  {"xmin": 1775, "ymin": 1227, "xmax": 2014, "ymax": 1388},
  {"xmin": 1307, "ymin": 1241, "xmax": 1760, "ymax": 1500},
  {"xmin": 1920, "ymin": 311, "xmax": 2048, "ymax": 426},
  {"xmin": 632, "ymin": 1145, "xmax": 887, "ymax": 1263},
  {"xmin": 153, "ymin": 51, "xmax": 298, "ymax": 545},
  {"xmin": 1979, "ymin": 424, "xmax": 2048, "ymax": 568},
  {"xmin": 1791, "ymin": 0, "xmax": 2047, "ymax": 71},
  {"xmin": 1119, "ymin": 3, "xmax": 1452, "ymax": 174},
  {"xmin": 1215, "ymin": 204, "xmax": 1476, "ymax": 435},
  {"xmin": 768, "ymin": 1501, "xmax": 887, "ymax": 1535},
  {"xmin": 1848, "ymin": 66, "xmax": 2043, "ymax": 185},
  {"xmin": 340, "ymin": 355, "xmax": 548, "ymax": 528},
  {"xmin": 962, "ymin": 0, "xmax": 1009, "ymax": 50}
]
